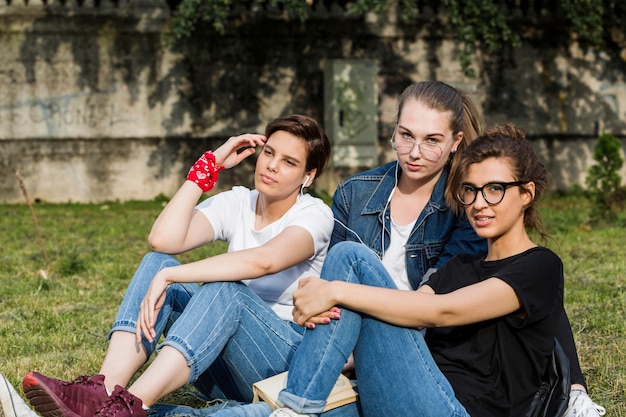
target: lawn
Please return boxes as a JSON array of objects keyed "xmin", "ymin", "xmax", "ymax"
[{"xmin": 0, "ymin": 194, "xmax": 624, "ymax": 415}]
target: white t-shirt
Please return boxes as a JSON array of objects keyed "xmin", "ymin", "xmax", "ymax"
[
  {"xmin": 381, "ymin": 218, "xmax": 415, "ymax": 291},
  {"xmin": 195, "ymin": 186, "xmax": 334, "ymax": 321}
]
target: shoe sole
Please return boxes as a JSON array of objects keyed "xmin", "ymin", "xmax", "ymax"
[
  {"xmin": 22, "ymin": 373, "xmax": 81, "ymax": 417},
  {"xmin": 2, "ymin": 374, "xmax": 36, "ymax": 417}
]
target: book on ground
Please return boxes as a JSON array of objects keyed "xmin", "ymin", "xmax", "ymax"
[{"xmin": 252, "ymin": 371, "xmax": 358, "ymax": 412}]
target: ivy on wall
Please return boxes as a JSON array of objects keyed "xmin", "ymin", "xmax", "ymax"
[{"xmin": 164, "ymin": 0, "xmax": 626, "ymax": 77}]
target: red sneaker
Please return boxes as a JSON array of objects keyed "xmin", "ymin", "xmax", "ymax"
[
  {"xmin": 94, "ymin": 386, "xmax": 145, "ymax": 417},
  {"xmin": 22, "ymin": 372, "xmax": 108, "ymax": 417}
]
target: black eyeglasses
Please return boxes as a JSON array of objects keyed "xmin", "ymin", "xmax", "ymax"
[{"xmin": 457, "ymin": 181, "xmax": 528, "ymax": 206}]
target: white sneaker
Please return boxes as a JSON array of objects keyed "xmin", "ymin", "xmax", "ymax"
[
  {"xmin": 565, "ymin": 390, "xmax": 606, "ymax": 417},
  {"xmin": 269, "ymin": 408, "xmax": 310, "ymax": 417},
  {"xmin": 0, "ymin": 374, "xmax": 38, "ymax": 417}
]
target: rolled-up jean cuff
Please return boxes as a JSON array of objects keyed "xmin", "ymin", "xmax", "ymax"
[
  {"xmin": 158, "ymin": 338, "xmax": 197, "ymax": 384},
  {"xmin": 276, "ymin": 390, "xmax": 326, "ymax": 416},
  {"xmin": 109, "ymin": 321, "xmax": 155, "ymax": 358}
]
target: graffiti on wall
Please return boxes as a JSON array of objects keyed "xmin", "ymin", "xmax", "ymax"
[
  {"xmin": 0, "ymin": 90, "xmax": 135, "ymax": 138},
  {"xmin": 599, "ymin": 81, "xmax": 626, "ymax": 120}
]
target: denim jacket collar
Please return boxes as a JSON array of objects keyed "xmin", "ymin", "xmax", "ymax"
[{"xmin": 362, "ymin": 161, "xmax": 449, "ymax": 216}]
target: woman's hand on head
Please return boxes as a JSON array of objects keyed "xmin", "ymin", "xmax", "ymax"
[
  {"xmin": 213, "ymin": 134, "xmax": 267, "ymax": 169},
  {"xmin": 292, "ymin": 277, "xmax": 339, "ymax": 327}
]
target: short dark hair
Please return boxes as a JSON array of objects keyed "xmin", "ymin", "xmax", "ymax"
[{"xmin": 265, "ymin": 114, "xmax": 331, "ymax": 178}]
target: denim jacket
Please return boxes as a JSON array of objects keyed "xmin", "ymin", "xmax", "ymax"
[{"xmin": 330, "ymin": 161, "xmax": 487, "ymax": 290}]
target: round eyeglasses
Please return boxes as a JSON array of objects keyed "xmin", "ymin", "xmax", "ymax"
[
  {"xmin": 457, "ymin": 181, "xmax": 528, "ymax": 206},
  {"xmin": 390, "ymin": 129, "xmax": 444, "ymax": 162}
]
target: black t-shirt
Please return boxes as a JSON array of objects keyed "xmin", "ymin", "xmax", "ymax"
[{"xmin": 425, "ymin": 247, "xmax": 564, "ymax": 417}]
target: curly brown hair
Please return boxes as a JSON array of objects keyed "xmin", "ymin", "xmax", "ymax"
[{"xmin": 447, "ymin": 123, "xmax": 551, "ymax": 241}]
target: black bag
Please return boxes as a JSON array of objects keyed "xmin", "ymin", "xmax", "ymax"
[{"xmin": 525, "ymin": 339, "xmax": 571, "ymax": 417}]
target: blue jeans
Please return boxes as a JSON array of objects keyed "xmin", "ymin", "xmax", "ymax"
[
  {"xmin": 278, "ymin": 242, "xmax": 471, "ymax": 417},
  {"xmin": 149, "ymin": 400, "xmax": 273, "ymax": 417},
  {"xmin": 111, "ymin": 252, "xmax": 304, "ymax": 402},
  {"xmin": 148, "ymin": 397, "xmax": 360, "ymax": 417}
]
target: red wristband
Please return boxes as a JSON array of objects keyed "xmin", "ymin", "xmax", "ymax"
[{"xmin": 186, "ymin": 151, "xmax": 224, "ymax": 193}]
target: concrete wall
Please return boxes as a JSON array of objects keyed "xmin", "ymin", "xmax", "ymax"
[{"xmin": 1, "ymin": 1, "xmax": 625, "ymax": 203}]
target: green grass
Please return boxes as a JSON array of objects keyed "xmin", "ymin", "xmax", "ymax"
[
  {"xmin": 0, "ymin": 195, "xmax": 625, "ymax": 415},
  {"xmin": 539, "ymin": 195, "xmax": 626, "ymax": 413}
]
